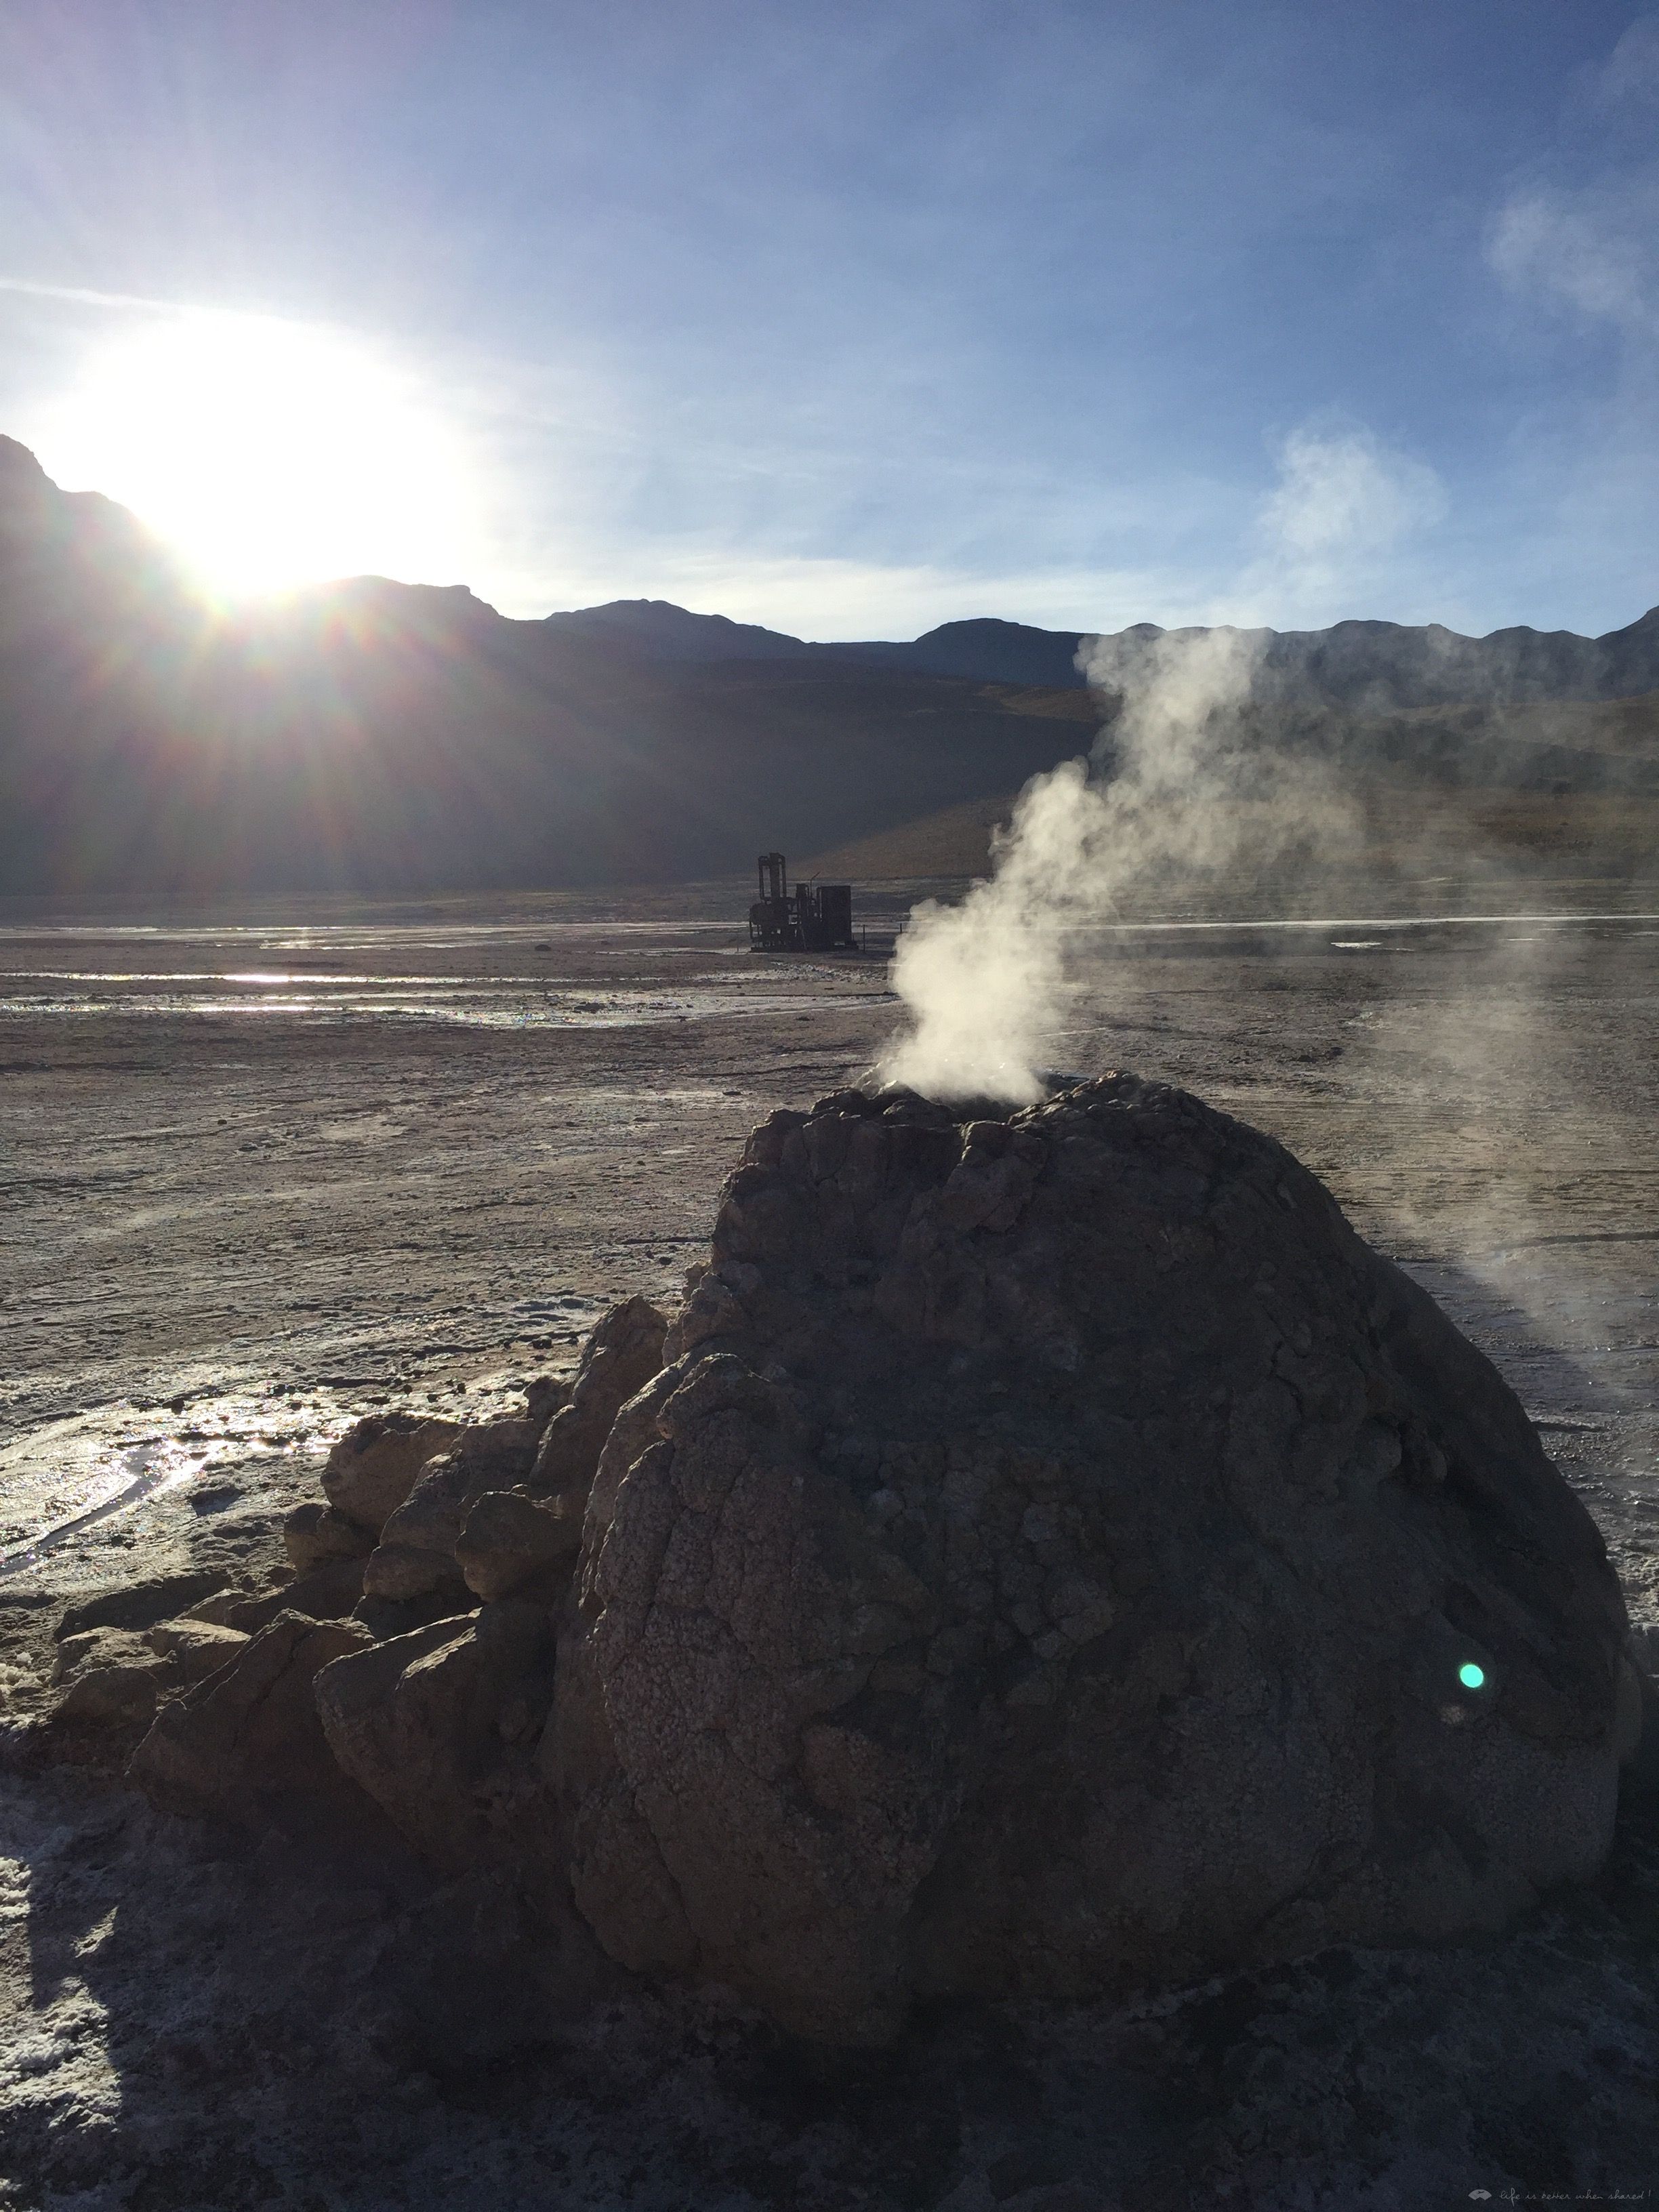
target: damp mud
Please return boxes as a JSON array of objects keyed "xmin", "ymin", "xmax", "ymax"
[{"xmin": 2, "ymin": 878, "xmax": 1657, "ymax": 2208}]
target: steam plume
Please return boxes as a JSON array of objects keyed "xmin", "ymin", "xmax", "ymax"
[{"xmin": 877, "ymin": 625, "xmax": 1354, "ymax": 1103}]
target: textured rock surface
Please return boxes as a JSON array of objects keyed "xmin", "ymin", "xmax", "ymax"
[
  {"xmin": 363, "ymin": 1418, "xmax": 545, "ymax": 1601},
  {"xmin": 316, "ymin": 1601, "xmax": 556, "ymax": 1870},
  {"xmin": 530, "ymin": 1296, "xmax": 668, "ymax": 1545},
  {"xmin": 128, "ymin": 1610, "xmax": 375, "ymax": 1820},
  {"xmin": 554, "ymin": 1076, "xmax": 1634, "ymax": 2044},
  {"xmin": 322, "ymin": 1413, "xmax": 468, "ymax": 1536}
]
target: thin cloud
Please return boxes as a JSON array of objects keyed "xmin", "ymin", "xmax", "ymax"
[
  {"xmin": 1490, "ymin": 190, "xmax": 1659, "ymax": 336},
  {"xmin": 0, "ymin": 275, "xmax": 186, "ymax": 314}
]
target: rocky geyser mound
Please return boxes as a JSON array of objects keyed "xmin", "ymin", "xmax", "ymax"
[
  {"xmin": 553, "ymin": 1076, "xmax": 1637, "ymax": 2043},
  {"xmin": 50, "ymin": 1076, "xmax": 1641, "ymax": 2051}
]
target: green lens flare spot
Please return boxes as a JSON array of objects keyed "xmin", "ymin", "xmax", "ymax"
[{"xmin": 1458, "ymin": 1662, "xmax": 1486, "ymax": 1691}]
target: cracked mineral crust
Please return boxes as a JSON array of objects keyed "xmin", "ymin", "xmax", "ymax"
[{"xmin": 552, "ymin": 1074, "xmax": 1637, "ymax": 2045}]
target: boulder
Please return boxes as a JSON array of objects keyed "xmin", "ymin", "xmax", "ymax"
[
  {"xmin": 552, "ymin": 1078, "xmax": 1634, "ymax": 2045},
  {"xmin": 315, "ymin": 1601, "xmax": 555, "ymax": 1868},
  {"xmin": 362, "ymin": 1540, "xmax": 470, "ymax": 1605},
  {"xmin": 51, "ymin": 1628, "xmax": 176, "ymax": 1732},
  {"xmin": 363, "ymin": 1420, "xmax": 544, "ymax": 1601},
  {"xmin": 529, "ymin": 1297, "xmax": 668, "ymax": 1546},
  {"xmin": 186, "ymin": 1555, "xmax": 365, "ymax": 1631},
  {"xmin": 455, "ymin": 1490, "xmax": 572, "ymax": 1601},
  {"xmin": 57, "ymin": 1568, "xmax": 232, "ymax": 1642},
  {"xmin": 144, "ymin": 1618, "xmax": 250, "ymax": 1681},
  {"xmin": 282, "ymin": 1500, "xmax": 374, "ymax": 1573},
  {"xmin": 321, "ymin": 1412, "xmax": 466, "ymax": 1536},
  {"xmin": 128, "ymin": 1610, "xmax": 375, "ymax": 1819}
]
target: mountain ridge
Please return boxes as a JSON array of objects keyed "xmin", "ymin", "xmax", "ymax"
[
  {"xmin": 544, "ymin": 594, "xmax": 1659, "ymax": 705},
  {"xmin": 3, "ymin": 435, "xmax": 1656, "ymax": 895}
]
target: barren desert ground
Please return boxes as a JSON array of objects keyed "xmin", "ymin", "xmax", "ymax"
[
  {"xmin": 1, "ymin": 873, "xmax": 1657, "ymax": 2208},
  {"xmin": 5, "ymin": 876, "xmax": 1656, "ymax": 1622}
]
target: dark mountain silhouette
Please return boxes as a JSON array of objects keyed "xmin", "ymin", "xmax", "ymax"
[
  {"xmin": 0, "ymin": 441, "xmax": 1094, "ymax": 895},
  {"xmin": 540, "ymin": 598, "xmax": 821, "ymax": 664},
  {"xmin": 543, "ymin": 602, "xmax": 1093, "ymax": 689},
  {"xmin": 547, "ymin": 594, "xmax": 1659, "ymax": 704},
  {"xmin": 2, "ymin": 435, "xmax": 1656, "ymax": 895}
]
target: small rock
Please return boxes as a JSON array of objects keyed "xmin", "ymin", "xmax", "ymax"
[
  {"xmin": 144, "ymin": 1619, "xmax": 251, "ymax": 1682},
  {"xmin": 128, "ymin": 1610, "xmax": 375, "ymax": 1819},
  {"xmin": 322, "ymin": 1413, "xmax": 466, "ymax": 1537},
  {"xmin": 57, "ymin": 1569, "xmax": 233, "ymax": 1643},
  {"xmin": 282, "ymin": 1500, "xmax": 374, "ymax": 1573},
  {"xmin": 456, "ymin": 1490, "xmax": 573, "ymax": 1600}
]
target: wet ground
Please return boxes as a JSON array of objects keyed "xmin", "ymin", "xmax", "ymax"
[
  {"xmin": 1, "ymin": 876, "xmax": 1656, "ymax": 2209},
  {"xmin": 4, "ymin": 879, "xmax": 1652, "ymax": 1640}
]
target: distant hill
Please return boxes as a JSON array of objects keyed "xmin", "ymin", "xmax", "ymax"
[
  {"xmin": 539, "ymin": 598, "xmax": 822, "ymax": 664},
  {"xmin": 543, "ymin": 602, "xmax": 1094, "ymax": 688},
  {"xmin": 2, "ymin": 434, "xmax": 1657, "ymax": 896},
  {"xmin": 806, "ymin": 691, "xmax": 1659, "ymax": 889},
  {"xmin": 546, "ymin": 594, "xmax": 1659, "ymax": 707}
]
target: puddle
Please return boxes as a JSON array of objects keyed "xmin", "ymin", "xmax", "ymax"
[
  {"xmin": 0, "ymin": 980, "xmax": 846, "ymax": 1029},
  {"xmin": 0, "ymin": 1291, "xmax": 608, "ymax": 1575},
  {"xmin": 0, "ymin": 1387, "xmax": 353, "ymax": 1577}
]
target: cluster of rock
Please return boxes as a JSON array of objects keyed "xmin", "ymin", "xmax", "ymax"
[
  {"xmin": 50, "ymin": 1295, "xmax": 668, "ymax": 1853},
  {"xmin": 45, "ymin": 1076, "xmax": 1646, "ymax": 2046}
]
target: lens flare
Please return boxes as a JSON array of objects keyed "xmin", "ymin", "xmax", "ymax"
[{"xmin": 35, "ymin": 308, "xmax": 483, "ymax": 600}]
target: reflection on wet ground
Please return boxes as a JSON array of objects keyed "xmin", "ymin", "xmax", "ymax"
[
  {"xmin": 0, "ymin": 1387, "xmax": 342, "ymax": 1577},
  {"xmin": 0, "ymin": 901, "xmax": 898, "ymax": 1027},
  {"xmin": 0, "ymin": 981, "xmax": 864, "ymax": 1027}
]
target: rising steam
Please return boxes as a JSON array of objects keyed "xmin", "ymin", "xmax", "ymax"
[{"xmin": 877, "ymin": 626, "xmax": 1355, "ymax": 1103}]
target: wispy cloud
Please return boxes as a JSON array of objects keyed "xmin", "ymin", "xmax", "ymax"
[
  {"xmin": 0, "ymin": 275, "xmax": 185, "ymax": 314},
  {"xmin": 1488, "ymin": 9, "xmax": 1659, "ymax": 339},
  {"xmin": 1483, "ymin": 15, "xmax": 1659, "ymax": 613},
  {"xmin": 1490, "ymin": 189, "xmax": 1659, "ymax": 336}
]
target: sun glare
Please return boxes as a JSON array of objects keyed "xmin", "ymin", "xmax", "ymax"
[{"xmin": 39, "ymin": 309, "xmax": 483, "ymax": 600}]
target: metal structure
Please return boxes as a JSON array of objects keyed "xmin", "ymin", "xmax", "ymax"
[{"xmin": 748, "ymin": 852, "xmax": 857, "ymax": 952}]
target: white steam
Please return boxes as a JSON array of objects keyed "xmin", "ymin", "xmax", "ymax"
[
  {"xmin": 877, "ymin": 626, "xmax": 1353, "ymax": 1103},
  {"xmin": 1241, "ymin": 426, "xmax": 1447, "ymax": 624},
  {"xmin": 876, "ymin": 415, "xmax": 1443, "ymax": 1105}
]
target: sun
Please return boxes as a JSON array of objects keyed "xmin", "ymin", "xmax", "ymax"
[{"xmin": 39, "ymin": 308, "xmax": 483, "ymax": 600}]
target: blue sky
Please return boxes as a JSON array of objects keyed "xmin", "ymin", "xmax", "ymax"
[{"xmin": 1, "ymin": 0, "xmax": 1656, "ymax": 636}]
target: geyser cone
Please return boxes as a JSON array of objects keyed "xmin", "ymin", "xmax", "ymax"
[{"xmin": 554, "ymin": 1076, "xmax": 1636, "ymax": 2045}]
